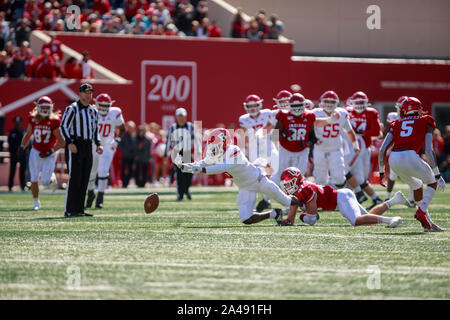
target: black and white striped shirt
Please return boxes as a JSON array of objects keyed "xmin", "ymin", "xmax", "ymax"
[
  {"xmin": 164, "ymin": 122, "xmax": 200, "ymax": 159},
  {"xmin": 60, "ymin": 100, "xmax": 100, "ymax": 145}
]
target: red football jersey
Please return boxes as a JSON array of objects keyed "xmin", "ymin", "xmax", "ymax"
[
  {"xmin": 295, "ymin": 180, "xmax": 338, "ymax": 211},
  {"xmin": 390, "ymin": 114, "xmax": 435, "ymax": 153},
  {"xmin": 28, "ymin": 113, "xmax": 60, "ymax": 152},
  {"xmin": 347, "ymin": 107, "xmax": 381, "ymax": 147},
  {"xmin": 276, "ymin": 110, "xmax": 316, "ymax": 152}
]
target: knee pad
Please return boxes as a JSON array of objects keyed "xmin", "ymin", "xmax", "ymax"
[
  {"xmin": 335, "ymin": 182, "xmax": 346, "ymax": 189},
  {"xmin": 360, "ymin": 181, "xmax": 368, "ymax": 189},
  {"xmin": 345, "ymin": 172, "xmax": 353, "ymax": 180}
]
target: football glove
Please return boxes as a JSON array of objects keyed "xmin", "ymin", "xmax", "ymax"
[
  {"xmin": 436, "ymin": 175, "xmax": 446, "ymax": 192},
  {"xmin": 181, "ymin": 163, "xmax": 202, "ymax": 174},
  {"xmin": 278, "ymin": 219, "xmax": 293, "ymax": 226},
  {"xmin": 174, "ymin": 154, "xmax": 183, "ymax": 168},
  {"xmin": 39, "ymin": 148, "xmax": 54, "ymax": 158}
]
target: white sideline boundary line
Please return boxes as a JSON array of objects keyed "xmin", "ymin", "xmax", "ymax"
[{"xmin": 291, "ymin": 55, "xmax": 450, "ymax": 65}]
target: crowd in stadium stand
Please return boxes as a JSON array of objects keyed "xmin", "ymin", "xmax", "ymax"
[{"xmin": 0, "ymin": 1, "xmax": 285, "ymax": 79}]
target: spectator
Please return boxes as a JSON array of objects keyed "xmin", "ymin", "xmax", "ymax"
[
  {"xmin": 0, "ymin": 50, "xmax": 7, "ymax": 77},
  {"xmin": 194, "ymin": 0, "xmax": 208, "ymax": 22},
  {"xmin": 41, "ymin": 33, "xmax": 63, "ymax": 61},
  {"xmin": 23, "ymin": 47, "xmax": 34, "ymax": 77},
  {"xmin": 208, "ymin": 20, "xmax": 221, "ymax": 37},
  {"xmin": 94, "ymin": 0, "xmax": 112, "ymax": 16},
  {"xmin": 134, "ymin": 124, "xmax": 150, "ymax": 187},
  {"xmin": 52, "ymin": 18, "xmax": 65, "ymax": 31},
  {"xmin": 119, "ymin": 120, "xmax": 136, "ymax": 188},
  {"xmin": 176, "ymin": 0, "xmax": 195, "ymax": 35},
  {"xmin": 8, "ymin": 116, "xmax": 27, "ymax": 192},
  {"xmin": 255, "ymin": 12, "xmax": 268, "ymax": 39},
  {"xmin": 36, "ymin": 14, "xmax": 53, "ymax": 31},
  {"xmin": 80, "ymin": 21, "xmax": 91, "ymax": 33},
  {"xmin": 0, "ymin": 24, "xmax": 5, "ymax": 51},
  {"xmin": 197, "ymin": 17, "xmax": 209, "ymax": 38},
  {"xmin": 64, "ymin": 56, "xmax": 81, "ymax": 79},
  {"xmin": 32, "ymin": 47, "xmax": 56, "ymax": 78},
  {"xmin": 14, "ymin": 18, "xmax": 31, "ymax": 47},
  {"xmin": 0, "ymin": 12, "xmax": 10, "ymax": 41},
  {"xmin": 155, "ymin": 1, "xmax": 171, "ymax": 26},
  {"xmin": 131, "ymin": 13, "xmax": 146, "ymax": 33},
  {"xmin": 444, "ymin": 125, "xmax": 450, "ymax": 157},
  {"xmin": 187, "ymin": 20, "xmax": 199, "ymax": 37},
  {"xmin": 7, "ymin": 47, "xmax": 26, "ymax": 78},
  {"xmin": 246, "ymin": 18, "xmax": 263, "ymax": 41},
  {"xmin": 231, "ymin": 8, "xmax": 245, "ymax": 38},
  {"xmin": 78, "ymin": 50, "xmax": 95, "ymax": 79},
  {"xmin": 267, "ymin": 13, "xmax": 283, "ymax": 40},
  {"xmin": 164, "ymin": 23, "xmax": 179, "ymax": 36}
]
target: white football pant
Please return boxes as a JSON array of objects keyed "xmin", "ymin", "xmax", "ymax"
[{"xmin": 28, "ymin": 147, "xmax": 57, "ymax": 185}]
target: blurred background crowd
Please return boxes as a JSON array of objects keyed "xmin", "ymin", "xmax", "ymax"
[{"xmin": 0, "ymin": 0, "xmax": 284, "ymax": 79}]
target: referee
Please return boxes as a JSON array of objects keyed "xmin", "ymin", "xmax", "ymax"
[
  {"xmin": 164, "ymin": 108, "xmax": 200, "ymax": 201},
  {"xmin": 60, "ymin": 83, "xmax": 103, "ymax": 217}
]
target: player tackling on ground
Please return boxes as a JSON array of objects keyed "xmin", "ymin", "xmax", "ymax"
[
  {"xmin": 277, "ymin": 167, "xmax": 406, "ymax": 227},
  {"xmin": 20, "ymin": 96, "xmax": 65, "ymax": 210},
  {"xmin": 378, "ymin": 97, "xmax": 446, "ymax": 232},
  {"xmin": 85, "ymin": 93, "xmax": 125, "ymax": 209}
]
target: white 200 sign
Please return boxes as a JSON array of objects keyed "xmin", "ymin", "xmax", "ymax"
[{"xmin": 147, "ymin": 74, "xmax": 190, "ymax": 102}]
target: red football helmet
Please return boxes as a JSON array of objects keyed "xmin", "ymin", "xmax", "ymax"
[
  {"xmin": 35, "ymin": 96, "xmax": 54, "ymax": 117},
  {"xmin": 395, "ymin": 96, "xmax": 408, "ymax": 115},
  {"xmin": 280, "ymin": 167, "xmax": 303, "ymax": 195},
  {"xmin": 319, "ymin": 90, "xmax": 339, "ymax": 113},
  {"xmin": 273, "ymin": 90, "xmax": 292, "ymax": 110},
  {"xmin": 400, "ymin": 97, "xmax": 422, "ymax": 117},
  {"xmin": 206, "ymin": 128, "xmax": 232, "ymax": 159},
  {"xmin": 95, "ymin": 93, "xmax": 114, "ymax": 116},
  {"xmin": 289, "ymin": 93, "xmax": 306, "ymax": 116},
  {"xmin": 304, "ymin": 99, "xmax": 314, "ymax": 110},
  {"xmin": 243, "ymin": 94, "xmax": 263, "ymax": 116},
  {"xmin": 350, "ymin": 91, "xmax": 369, "ymax": 113}
]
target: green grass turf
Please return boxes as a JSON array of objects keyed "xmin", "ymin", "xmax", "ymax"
[{"xmin": 0, "ymin": 184, "xmax": 449, "ymax": 299}]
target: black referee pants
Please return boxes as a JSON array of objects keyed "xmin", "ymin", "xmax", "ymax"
[
  {"xmin": 175, "ymin": 166, "xmax": 192, "ymax": 199},
  {"xmin": 65, "ymin": 140, "xmax": 93, "ymax": 214}
]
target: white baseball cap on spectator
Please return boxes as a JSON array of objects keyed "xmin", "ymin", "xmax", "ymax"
[{"xmin": 175, "ymin": 108, "xmax": 187, "ymax": 116}]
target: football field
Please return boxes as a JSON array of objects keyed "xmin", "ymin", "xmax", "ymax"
[{"xmin": 0, "ymin": 184, "xmax": 449, "ymax": 300}]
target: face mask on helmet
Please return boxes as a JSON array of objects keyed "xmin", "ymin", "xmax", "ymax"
[
  {"xmin": 352, "ymin": 100, "xmax": 367, "ymax": 113},
  {"xmin": 321, "ymin": 99, "xmax": 337, "ymax": 113},
  {"xmin": 245, "ymin": 102, "xmax": 262, "ymax": 116},
  {"xmin": 290, "ymin": 103, "xmax": 305, "ymax": 116},
  {"xmin": 276, "ymin": 98, "xmax": 290, "ymax": 110},
  {"xmin": 97, "ymin": 103, "xmax": 110, "ymax": 116},
  {"xmin": 37, "ymin": 104, "xmax": 52, "ymax": 117}
]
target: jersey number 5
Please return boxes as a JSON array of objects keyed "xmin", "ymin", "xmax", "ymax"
[{"xmin": 400, "ymin": 120, "xmax": 414, "ymax": 137}]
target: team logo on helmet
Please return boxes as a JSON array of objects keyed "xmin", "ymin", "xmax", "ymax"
[{"xmin": 280, "ymin": 167, "xmax": 303, "ymax": 195}]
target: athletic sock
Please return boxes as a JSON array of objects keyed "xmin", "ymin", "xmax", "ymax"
[
  {"xmin": 98, "ymin": 179, "xmax": 108, "ymax": 192},
  {"xmin": 371, "ymin": 193, "xmax": 379, "ymax": 200},
  {"xmin": 386, "ymin": 191, "xmax": 392, "ymax": 199},
  {"xmin": 419, "ymin": 186, "xmax": 435, "ymax": 212},
  {"xmin": 377, "ymin": 216, "xmax": 392, "ymax": 224},
  {"xmin": 354, "ymin": 186, "xmax": 361, "ymax": 193}
]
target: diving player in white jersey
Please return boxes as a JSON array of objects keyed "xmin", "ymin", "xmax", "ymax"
[
  {"xmin": 239, "ymin": 94, "xmax": 279, "ymax": 212},
  {"xmin": 312, "ymin": 90, "xmax": 359, "ymax": 188},
  {"xmin": 175, "ymin": 128, "xmax": 293, "ymax": 225},
  {"xmin": 85, "ymin": 93, "xmax": 125, "ymax": 209}
]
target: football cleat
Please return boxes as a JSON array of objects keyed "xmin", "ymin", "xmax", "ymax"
[
  {"xmin": 390, "ymin": 191, "xmax": 409, "ymax": 207},
  {"xmin": 256, "ymin": 199, "xmax": 271, "ymax": 212},
  {"xmin": 32, "ymin": 200, "xmax": 41, "ymax": 211},
  {"xmin": 95, "ymin": 192, "xmax": 104, "ymax": 209},
  {"xmin": 356, "ymin": 191, "xmax": 368, "ymax": 204},
  {"xmin": 426, "ymin": 222, "xmax": 444, "ymax": 232},
  {"xmin": 274, "ymin": 208, "xmax": 284, "ymax": 225},
  {"xmin": 414, "ymin": 207, "xmax": 432, "ymax": 230},
  {"xmin": 386, "ymin": 217, "xmax": 403, "ymax": 228},
  {"xmin": 407, "ymin": 200, "xmax": 416, "ymax": 208}
]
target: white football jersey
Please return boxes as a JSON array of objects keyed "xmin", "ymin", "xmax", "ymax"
[
  {"xmin": 97, "ymin": 107, "xmax": 125, "ymax": 147},
  {"xmin": 239, "ymin": 109, "xmax": 276, "ymax": 131},
  {"xmin": 203, "ymin": 145, "xmax": 263, "ymax": 188},
  {"xmin": 313, "ymin": 107, "xmax": 352, "ymax": 152}
]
